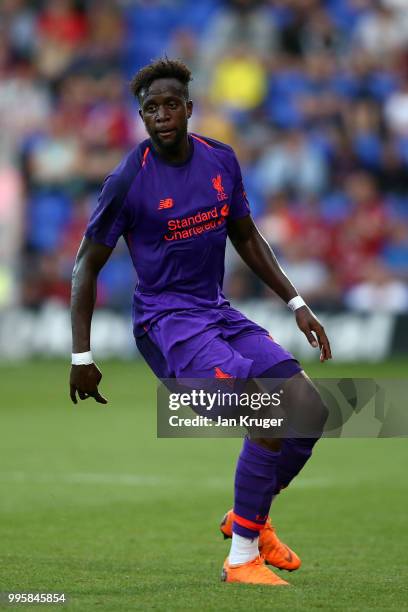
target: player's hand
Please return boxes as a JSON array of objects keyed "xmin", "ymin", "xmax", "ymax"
[
  {"xmin": 295, "ymin": 306, "xmax": 332, "ymax": 362},
  {"xmin": 69, "ymin": 363, "xmax": 108, "ymax": 404}
]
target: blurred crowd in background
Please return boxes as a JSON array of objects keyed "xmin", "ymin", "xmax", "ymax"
[{"xmin": 2, "ymin": 0, "xmax": 408, "ymax": 313}]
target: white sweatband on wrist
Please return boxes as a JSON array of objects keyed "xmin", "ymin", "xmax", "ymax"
[
  {"xmin": 71, "ymin": 351, "xmax": 93, "ymax": 366},
  {"xmin": 287, "ymin": 296, "xmax": 306, "ymax": 312}
]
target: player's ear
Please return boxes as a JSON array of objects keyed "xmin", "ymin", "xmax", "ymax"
[{"xmin": 186, "ymin": 100, "xmax": 193, "ymax": 119}]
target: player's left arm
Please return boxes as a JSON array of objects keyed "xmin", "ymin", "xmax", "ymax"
[{"xmin": 227, "ymin": 215, "xmax": 332, "ymax": 362}]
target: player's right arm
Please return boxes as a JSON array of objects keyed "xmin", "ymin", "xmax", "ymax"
[{"xmin": 70, "ymin": 237, "xmax": 113, "ymax": 404}]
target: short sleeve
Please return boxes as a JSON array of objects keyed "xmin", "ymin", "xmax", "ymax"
[
  {"xmin": 229, "ymin": 153, "xmax": 251, "ymax": 221},
  {"xmin": 85, "ymin": 174, "xmax": 132, "ymax": 248}
]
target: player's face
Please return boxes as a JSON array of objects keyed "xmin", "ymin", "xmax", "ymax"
[{"xmin": 139, "ymin": 78, "xmax": 192, "ymax": 151}]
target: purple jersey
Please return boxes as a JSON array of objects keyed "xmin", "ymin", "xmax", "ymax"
[{"xmin": 85, "ymin": 134, "xmax": 250, "ymax": 336}]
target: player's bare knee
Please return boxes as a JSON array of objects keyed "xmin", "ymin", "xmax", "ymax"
[
  {"xmin": 283, "ymin": 372, "xmax": 328, "ymax": 435},
  {"xmin": 302, "ymin": 382, "xmax": 328, "ymax": 433}
]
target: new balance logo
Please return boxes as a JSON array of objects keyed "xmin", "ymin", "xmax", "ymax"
[
  {"xmin": 158, "ymin": 198, "xmax": 174, "ymax": 210},
  {"xmin": 214, "ymin": 367, "xmax": 233, "ymax": 379}
]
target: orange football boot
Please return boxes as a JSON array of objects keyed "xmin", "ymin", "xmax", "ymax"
[
  {"xmin": 220, "ymin": 509, "xmax": 301, "ymax": 572},
  {"xmin": 221, "ymin": 555, "xmax": 289, "ymax": 585}
]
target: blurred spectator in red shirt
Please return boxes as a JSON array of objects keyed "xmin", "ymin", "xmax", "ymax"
[
  {"xmin": 36, "ymin": 0, "xmax": 88, "ymax": 80},
  {"xmin": 334, "ymin": 172, "xmax": 390, "ymax": 288}
]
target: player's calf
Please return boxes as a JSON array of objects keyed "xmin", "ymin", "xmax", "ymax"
[{"xmin": 273, "ymin": 371, "xmax": 329, "ymax": 490}]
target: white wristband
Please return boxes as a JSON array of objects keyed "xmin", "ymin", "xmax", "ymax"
[
  {"xmin": 71, "ymin": 351, "xmax": 94, "ymax": 366},
  {"xmin": 287, "ymin": 296, "xmax": 306, "ymax": 312}
]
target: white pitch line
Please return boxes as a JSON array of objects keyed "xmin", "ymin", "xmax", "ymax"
[
  {"xmin": 0, "ymin": 471, "xmax": 173, "ymax": 486},
  {"xmin": 0, "ymin": 471, "xmax": 335, "ymax": 489}
]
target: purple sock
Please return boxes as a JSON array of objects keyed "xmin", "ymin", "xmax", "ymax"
[
  {"xmin": 277, "ymin": 437, "xmax": 318, "ymax": 491},
  {"xmin": 233, "ymin": 437, "xmax": 281, "ymax": 538}
]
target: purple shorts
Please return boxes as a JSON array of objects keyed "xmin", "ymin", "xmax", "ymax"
[{"xmin": 136, "ymin": 305, "xmax": 301, "ymax": 381}]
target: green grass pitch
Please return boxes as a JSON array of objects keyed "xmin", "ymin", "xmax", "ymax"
[{"xmin": 0, "ymin": 359, "xmax": 407, "ymax": 611}]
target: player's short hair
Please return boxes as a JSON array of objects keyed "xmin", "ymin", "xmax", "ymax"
[{"xmin": 130, "ymin": 58, "xmax": 192, "ymax": 102}]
